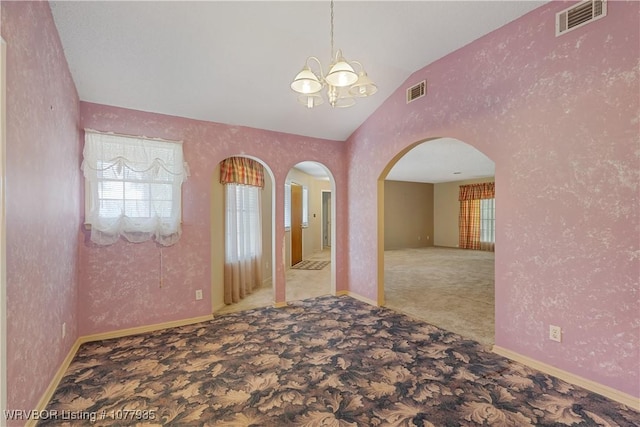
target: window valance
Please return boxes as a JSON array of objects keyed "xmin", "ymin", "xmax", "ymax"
[
  {"xmin": 220, "ymin": 157, "xmax": 264, "ymax": 188},
  {"xmin": 459, "ymin": 182, "xmax": 495, "ymax": 201},
  {"xmin": 82, "ymin": 130, "xmax": 190, "ymax": 184}
]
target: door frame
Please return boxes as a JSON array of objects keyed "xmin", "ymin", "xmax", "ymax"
[
  {"xmin": 290, "ymin": 182, "xmax": 303, "ymax": 266},
  {"xmin": 1, "ymin": 36, "xmax": 8, "ymax": 417},
  {"xmin": 321, "ymin": 190, "xmax": 331, "ymax": 249}
]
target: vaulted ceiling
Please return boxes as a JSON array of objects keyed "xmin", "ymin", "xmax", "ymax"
[{"xmin": 50, "ymin": 1, "xmax": 544, "ymax": 182}]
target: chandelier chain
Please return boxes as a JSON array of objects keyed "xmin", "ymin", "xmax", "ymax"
[
  {"xmin": 290, "ymin": 0, "xmax": 377, "ymax": 108},
  {"xmin": 330, "ymin": 0, "xmax": 334, "ymax": 60}
]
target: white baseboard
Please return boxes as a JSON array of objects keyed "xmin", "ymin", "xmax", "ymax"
[
  {"xmin": 27, "ymin": 314, "xmax": 214, "ymax": 426},
  {"xmin": 492, "ymin": 345, "xmax": 640, "ymax": 411}
]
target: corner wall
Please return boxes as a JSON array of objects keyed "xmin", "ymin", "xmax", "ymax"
[
  {"xmin": 347, "ymin": 1, "xmax": 639, "ymax": 398},
  {"xmin": 78, "ymin": 102, "xmax": 349, "ymax": 334},
  {"xmin": 384, "ymin": 180, "xmax": 434, "ymax": 250},
  {"xmin": 1, "ymin": 2, "xmax": 81, "ymax": 420}
]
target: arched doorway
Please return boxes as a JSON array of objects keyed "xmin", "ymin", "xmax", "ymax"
[
  {"xmin": 378, "ymin": 137, "xmax": 496, "ymax": 345},
  {"xmin": 212, "ymin": 156, "xmax": 276, "ymax": 314},
  {"xmin": 284, "ymin": 161, "xmax": 336, "ymax": 302}
]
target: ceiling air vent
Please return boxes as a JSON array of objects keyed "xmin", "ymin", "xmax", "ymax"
[
  {"xmin": 556, "ymin": 0, "xmax": 607, "ymax": 36},
  {"xmin": 406, "ymin": 80, "xmax": 426, "ymax": 104}
]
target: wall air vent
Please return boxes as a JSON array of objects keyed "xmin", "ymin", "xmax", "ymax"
[
  {"xmin": 556, "ymin": 0, "xmax": 607, "ymax": 36},
  {"xmin": 406, "ymin": 80, "xmax": 426, "ymax": 104}
]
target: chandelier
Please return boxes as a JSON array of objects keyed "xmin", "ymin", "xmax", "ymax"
[{"xmin": 290, "ymin": 0, "xmax": 377, "ymax": 108}]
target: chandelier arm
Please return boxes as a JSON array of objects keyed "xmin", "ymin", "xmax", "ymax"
[
  {"xmin": 306, "ymin": 56, "xmax": 326, "ymax": 81},
  {"xmin": 350, "ymin": 60, "xmax": 364, "ymax": 73}
]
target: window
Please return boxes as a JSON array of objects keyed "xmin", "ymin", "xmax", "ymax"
[
  {"xmin": 82, "ymin": 131, "xmax": 189, "ymax": 246},
  {"xmin": 284, "ymin": 183, "xmax": 291, "ymax": 230},
  {"xmin": 225, "ymin": 184, "xmax": 261, "ymax": 260},
  {"xmin": 480, "ymin": 198, "xmax": 495, "ymax": 244},
  {"xmin": 302, "ymin": 186, "xmax": 309, "ymax": 227}
]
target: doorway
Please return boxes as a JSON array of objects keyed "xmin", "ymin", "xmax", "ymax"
[
  {"xmin": 284, "ymin": 162, "xmax": 335, "ymax": 303},
  {"xmin": 212, "ymin": 157, "xmax": 276, "ymax": 314},
  {"xmin": 379, "ymin": 137, "xmax": 496, "ymax": 345}
]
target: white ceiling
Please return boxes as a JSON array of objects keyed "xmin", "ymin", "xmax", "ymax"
[
  {"xmin": 386, "ymin": 138, "xmax": 495, "ymax": 183},
  {"xmin": 49, "ymin": 0, "xmax": 543, "ymax": 182},
  {"xmin": 296, "ymin": 138, "xmax": 495, "ymax": 183}
]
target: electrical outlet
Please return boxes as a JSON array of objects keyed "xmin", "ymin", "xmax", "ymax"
[
  {"xmin": 195, "ymin": 289, "xmax": 203, "ymax": 300},
  {"xmin": 549, "ymin": 325, "xmax": 562, "ymax": 342},
  {"xmin": 62, "ymin": 322, "xmax": 66, "ymax": 339}
]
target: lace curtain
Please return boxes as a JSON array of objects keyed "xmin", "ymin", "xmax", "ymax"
[
  {"xmin": 221, "ymin": 157, "xmax": 264, "ymax": 304},
  {"xmin": 82, "ymin": 130, "xmax": 189, "ymax": 246}
]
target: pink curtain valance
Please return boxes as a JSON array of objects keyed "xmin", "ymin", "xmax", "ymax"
[{"xmin": 220, "ymin": 157, "xmax": 264, "ymax": 188}]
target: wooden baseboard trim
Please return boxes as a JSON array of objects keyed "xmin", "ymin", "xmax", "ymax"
[
  {"xmin": 26, "ymin": 338, "xmax": 82, "ymax": 427},
  {"xmin": 492, "ymin": 345, "xmax": 640, "ymax": 411},
  {"xmin": 28, "ymin": 314, "xmax": 215, "ymax": 426},
  {"xmin": 335, "ymin": 290, "xmax": 380, "ymax": 307},
  {"xmin": 80, "ymin": 314, "xmax": 214, "ymax": 344}
]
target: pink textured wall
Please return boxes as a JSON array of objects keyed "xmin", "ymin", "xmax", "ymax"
[
  {"xmin": 1, "ymin": 1, "xmax": 81, "ymax": 420},
  {"xmin": 79, "ymin": 103, "xmax": 349, "ymax": 335},
  {"xmin": 347, "ymin": 1, "xmax": 639, "ymax": 397}
]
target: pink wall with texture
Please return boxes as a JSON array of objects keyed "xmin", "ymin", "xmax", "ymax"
[
  {"xmin": 79, "ymin": 102, "xmax": 349, "ymax": 336},
  {"xmin": 1, "ymin": 1, "xmax": 81, "ymax": 419},
  {"xmin": 347, "ymin": 1, "xmax": 639, "ymax": 397}
]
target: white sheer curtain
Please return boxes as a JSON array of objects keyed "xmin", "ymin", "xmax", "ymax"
[
  {"xmin": 82, "ymin": 130, "xmax": 189, "ymax": 246},
  {"xmin": 480, "ymin": 198, "xmax": 495, "ymax": 252},
  {"xmin": 224, "ymin": 184, "xmax": 263, "ymax": 304}
]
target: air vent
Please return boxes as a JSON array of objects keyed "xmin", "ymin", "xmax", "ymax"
[
  {"xmin": 556, "ymin": 0, "xmax": 607, "ymax": 36},
  {"xmin": 406, "ymin": 80, "xmax": 426, "ymax": 103}
]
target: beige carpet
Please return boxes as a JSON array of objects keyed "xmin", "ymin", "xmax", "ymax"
[
  {"xmin": 217, "ymin": 246, "xmax": 494, "ymax": 348},
  {"xmin": 384, "ymin": 246, "xmax": 494, "ymax": 347}
]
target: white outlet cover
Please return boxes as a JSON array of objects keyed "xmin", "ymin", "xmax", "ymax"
[
  {"xmin": 195, "ymin": 290, "xmax": 203, "ymax": 300},
  {"xmin": 549, "ymin": 325, "xmax": 562, "ymax": 342}
]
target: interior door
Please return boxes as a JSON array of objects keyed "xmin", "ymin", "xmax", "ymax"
[{"xmin": 291, "ymin": 183, "xmax": 303, "ymax": 265}]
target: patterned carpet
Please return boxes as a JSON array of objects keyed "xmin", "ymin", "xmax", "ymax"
[
  {"xmin": 291, "ymin": 260, "xmax": 330, "ymax": 270},
  {"xmin": 42, "ymin": 296, "xmax": 639, "ymax": 426}
]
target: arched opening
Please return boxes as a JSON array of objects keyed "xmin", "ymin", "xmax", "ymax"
[
  {"xmin": 284, "ymin": 162, "xmax": 336, "ymax": 301},
  {"xmin": 378, "ymin": 137, "xmax": 496, "ymax": 346},
  {"xmin": 212, "ymin": 156, "xmax": 276, "ymax": 314}
]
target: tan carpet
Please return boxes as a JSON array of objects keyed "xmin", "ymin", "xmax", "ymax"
[{"xmin": 384, "ymin": 246, "xmax": 494, "ymax": 347}]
